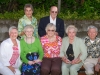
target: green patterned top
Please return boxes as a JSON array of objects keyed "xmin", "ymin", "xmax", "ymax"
[{"xmin": 18, "ymin": 15, "xmax": 38, "ymax": 38}]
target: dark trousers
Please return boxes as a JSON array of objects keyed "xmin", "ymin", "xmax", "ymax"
[{"xmin": 41, "ymin": 57, "xmax": 62, "ymax": 75}]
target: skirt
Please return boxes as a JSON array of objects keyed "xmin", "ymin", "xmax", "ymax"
[{"xmin": 21, "ymin": 52, "xmax": 41, "ymax": 75}]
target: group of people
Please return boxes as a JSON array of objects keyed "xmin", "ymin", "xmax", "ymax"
[{"xmin": 0, "ymin": 3, "xmax": 100, "ymax": 75}]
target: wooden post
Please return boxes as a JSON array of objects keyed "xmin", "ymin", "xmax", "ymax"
[{"xmin": 58, "ymin": 0, "xmax": 61, "ymax": 13}]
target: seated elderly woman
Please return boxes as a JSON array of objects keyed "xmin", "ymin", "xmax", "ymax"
[
  {"xmin": 20, "ymin": 25, "xmax": 43, "ymax": 75},
  {"xmin": 0, "ymin": 26, "xmax": 21, "ymax": 75},
  {"xmin": 60, "ymin": 25, "xmax": 87, "ymax": 75},
  {"xmin": 40, "ymin": 23, "xmax": 62, "ymax": 75}
]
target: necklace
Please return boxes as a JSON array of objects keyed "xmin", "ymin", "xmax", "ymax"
[{"xmin": 25, "ymin": 37, "xmax": 33, "ymax": 49}]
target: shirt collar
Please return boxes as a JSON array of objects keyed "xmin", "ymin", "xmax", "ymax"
[{"xmin": 50, "ymin": 15, "xmax": 56, "ymax": 21}]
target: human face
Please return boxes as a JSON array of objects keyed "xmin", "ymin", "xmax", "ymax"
[
  {"xmin": 67, "ymin": 29, "xmax": 76, "ymax": 40},
  {"xmin": 9, "ymin": 29, "xmax": 18, "ymax": 40},
  {"xmin": 24, "ymin": 7, "xmax": 33, "ymax": 18},
  {"xmin": 47, "ymin": 27, "xmax": 55, "ymax": 37},
  {"xmin": 50, "ymin": 6, "xmax": 58, "ymax": 19},
  {"xmin": 88, "ymin": 28, "xmax": 97, "ymax": 40},
  {"xmin": 25, "ymin": 28, "xmax": 33, "ymax": 38}
]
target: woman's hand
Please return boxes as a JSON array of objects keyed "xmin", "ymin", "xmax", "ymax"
[
  {"xmin": 62, "ymin": 57, "xmax": 71, "ymax": 64},
  {"xmin": 71, "ymin": 58, "xmax": 81, "ymax": 64},
  {"xmin": 34, "ymin": 59, "xmax": 42, "ymax": 63},
  {"xmin": 28, "ymin": 61, "xmax": 35, "ymax": 65},
  {"xmin": 95, "ymin": 64, "xmax": 100, "ymax": 72},
  {"xmin": 7, "ymin": 66, "xmax": 15, "ymax": 73}
]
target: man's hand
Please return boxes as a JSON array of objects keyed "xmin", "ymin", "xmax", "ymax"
[
  {"xmin": 7, "ymin": 66, "xmax": 15, "ymax": 73},
  {"xmin": 20, "ymin": 31, "xmax": 25, "ymax": 36},
  {"xmin": 55, "ymin": 32, "xmax": 58, "ymax": 36},
  {"xmin": 95, "ymin": 64, "xmax": 100, "ymax": 72}
]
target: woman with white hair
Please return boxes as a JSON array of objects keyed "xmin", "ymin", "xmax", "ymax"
[
  {"xmin": 20, "ymin": 25, "xmax": 43, "ymax": 75},
  {"xmin": 60, "ymin": 25, "xmax": 87, "ymax": 75},
  {"xmin": 40, "ymin": 23, "xmax": 62, "ymax": 75},
  {"xmin": 0, "ymin": 26, "xmax": 21, "ymax": 75}
]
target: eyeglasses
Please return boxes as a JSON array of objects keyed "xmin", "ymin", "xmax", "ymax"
[
  {"xmin": 51, "ymin": 11, "xmax": 58, "ymax": 13},
  {"xmin": 48, "ymin": 30, "xmax": 55, "ymax": 32}
]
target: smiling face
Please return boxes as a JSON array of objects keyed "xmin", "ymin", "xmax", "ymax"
[
  {"xmin": 67, "ymin": 28, "xmax": 76, "ymax": 40},
  {"xmin": 50, "ymin": 6, "xmax": 58, "ymax": 19},
  {"xmin": 24, "ymin": 28, "xmax": 33, "ymax": 38},
  {"xmin": 24, "ymin": 7, "xmax": 33, "ymax": 18},
  {"xmin": 47, "ymin": 26, "xmax": 55, "ymax": 37},
  {"xmin": 9, "ymin": 29, "xmax": 18, "ymax": 40},
  {"xmin": 88, "ymin": 28, "xmax": 97, "ymax": 40}
]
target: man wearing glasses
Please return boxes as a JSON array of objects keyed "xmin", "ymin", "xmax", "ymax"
[{"xmin": 38, "ymin": 6, "xmax": 64, "ymax": 38}]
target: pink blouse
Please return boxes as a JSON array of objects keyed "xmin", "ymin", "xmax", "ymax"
[
  {"xmin": 9, "ymin": 46, "xmax": 19, "ymax": 66},
  {"xmin": 41, "ymin": 35, "xmax": 62, "ymax": 58}
]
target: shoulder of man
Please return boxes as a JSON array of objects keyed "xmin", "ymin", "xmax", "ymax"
[{"xmin": 56, "ymin": 17, "xmax": 64, "ymax": 21}]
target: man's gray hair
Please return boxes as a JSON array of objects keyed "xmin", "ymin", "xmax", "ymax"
[
  {"xmin": 9, "ymin": 26, "xmax": 17, "ymax": 34},
  {"xmin": 87, "ymin": 25, "xmax": 98, "ymax": 32}
]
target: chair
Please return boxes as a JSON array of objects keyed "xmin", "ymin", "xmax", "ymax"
[
  {"xmin": 78, "ymin": 66, "xmax": 86, "ymax": 75},
  {"xmin": 95, "ymin": 70, "xmax": 100, "ymax": 75}
]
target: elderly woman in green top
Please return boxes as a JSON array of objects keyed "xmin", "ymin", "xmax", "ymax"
[
  {"xmin": 60, "ymin": 25, "xmax": 87, "ymax": 75},
  {"xmin": 20, "ymin": 25, "xmax": 43, "ymax": 75},
  {"xmin": 18, "ymin": 4, "xmax": 38, "ymax": 39}
]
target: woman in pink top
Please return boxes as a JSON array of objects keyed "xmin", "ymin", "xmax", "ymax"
[{"xmin": 40, "ymin": 23, "xmax": 62, "ymax": 75}]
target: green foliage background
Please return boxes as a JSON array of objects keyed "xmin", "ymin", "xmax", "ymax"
[{"xmin": 0, "ymin": 0, "xmax": 100, "ymax": 20}]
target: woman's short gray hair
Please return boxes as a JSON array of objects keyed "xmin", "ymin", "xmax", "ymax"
[
  {"xmin": 87, "ymin": 25, "xmax": 98, "ymax": 32},
  {"xmin": 9, "ymin": 26, "xmax": 18, "ymax": 34},
  {"xmin": 66, "ymin": 25, "xmax": 78, "ymax": 33},
  {"xmin": 23, "ymin": 25, "xmax": 34, "ymax": 32},
  {"xmin": 24, "ymin": 4, "xmax": 33, "ymax": 11},
  {"xmin": 45, "ymin": 23, "xmax": 56, "ymax": 32}
]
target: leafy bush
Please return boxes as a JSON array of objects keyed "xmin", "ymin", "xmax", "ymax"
[
  {"xmin": 0, "ymin": 0, "xmax": 100, "ymax": 20},
  {"xmin": 0, "ymin": 8, "xmax": 100, "ymax": 20}
]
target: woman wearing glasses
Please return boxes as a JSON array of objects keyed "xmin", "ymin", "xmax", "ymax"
[
  {"xmin": 20, "ymin": 25, "xmax": 43, "ymax": 75},
  {"xmin": 60, "ymin": 25, "xmax": 87, "ymax": 75},
  {"xmin": 40, "ymin": 23, "xmax": 62, "ymax": 75}
]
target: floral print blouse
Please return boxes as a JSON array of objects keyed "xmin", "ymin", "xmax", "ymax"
[
  {"xmin": 40, "ymin": 35, "xmax": 62, "ymax": 58},
  {"xmin": 18, "ymin": 15, "xmax": 38, "ymax": 38}
]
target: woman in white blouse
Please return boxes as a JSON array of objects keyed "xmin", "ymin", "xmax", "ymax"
[{"xmin": 0, "ymin": 26, "xmax": 21, "ymax": 75}]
